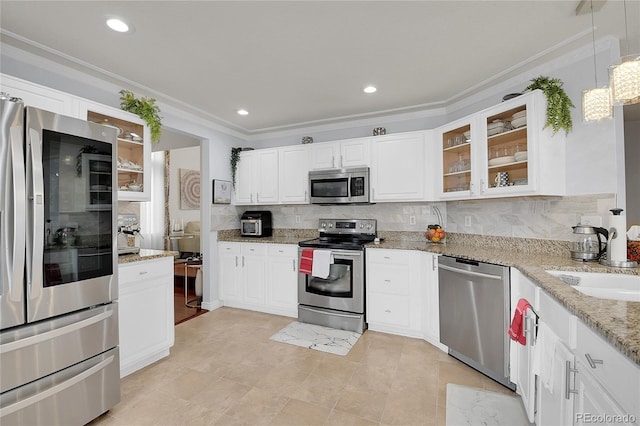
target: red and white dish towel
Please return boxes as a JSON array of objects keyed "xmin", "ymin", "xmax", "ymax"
[
  {"xmin": 299, "ymin": 249, "xmax": 334, "ymax": 279},
  {"xmin": 508, "ymin": 298, "xmax": 531, "ymax": 345}
]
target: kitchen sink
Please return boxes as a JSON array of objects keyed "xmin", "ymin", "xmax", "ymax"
[{"xmin": 546, "ymin": 270, "xmax": 640, "ymax": 302}]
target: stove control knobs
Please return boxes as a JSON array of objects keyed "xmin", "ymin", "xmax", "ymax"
[
  {"xmin": 320, "ymin": 222, "xmax": 326, "ymax": 229},
  {"xmin": 329, "ymin": 223, "xmax": 333, "ymax": 228}
]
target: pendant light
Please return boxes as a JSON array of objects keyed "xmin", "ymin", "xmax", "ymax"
[
  {"xmin": 583, "ymin": 0, "xmax": 612, "ymax": 121},
  {"xmin": 609, "ymin": 0, "xmax": 640, "ymax": 105}
]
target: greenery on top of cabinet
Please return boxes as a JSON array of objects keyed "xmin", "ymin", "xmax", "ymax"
[
  {"xmin": 119, "ymin": 90, "xmax": 162, "ymax": 143},
  {"xmin": 526, "ymin": 76, "xmax": 574, "ymax": 135}
]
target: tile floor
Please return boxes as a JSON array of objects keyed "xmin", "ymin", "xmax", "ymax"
[{"xmin": 90, "ymin": 307, "xmax": 515, "ymax": 426}]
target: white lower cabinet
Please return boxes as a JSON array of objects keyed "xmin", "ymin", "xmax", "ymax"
[
  {"xmin": 421, "ymin": 252, "xmax": 442, "ymax": 348},
  {"xmin": 574, "ymin": 320, "xmax": 639, "ymax": 425},
  {"xmin": 118, "ymin": 257, "xmax": 174, "ymax": 378},
  {"xmin": 218, "ymin": 242, "xmax": 297, "ymax": 317},
  {"xmin": 525, "ymin": 275, "xmax": 640, "ymax": 426},
  {"xmin": 366, "ymin": 249, "xmax": 422, "ymax": 337},
  {"xmin": 266, "ymin": 244, "xmax": 299, "ymax": 317},
  {"xmin": 537, "ymin": 339, "xmax": 576, "ymax": 426},
  {"xmin": 509, "ymin": 269, "xmax": 539, "ymax": 423}
]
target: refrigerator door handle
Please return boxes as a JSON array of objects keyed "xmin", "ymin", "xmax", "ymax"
[
  {"xmin": 26, "ymin": 127, "xmax": 45, "ymax": 299},
  {"xmin": 7, "ymin": 126, "xmax": 26, "ymax": 302}
]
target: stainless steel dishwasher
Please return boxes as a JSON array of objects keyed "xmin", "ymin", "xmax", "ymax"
[{"xmin": 438, "ymin": 256, "xmax": 514, "ymax": 390}]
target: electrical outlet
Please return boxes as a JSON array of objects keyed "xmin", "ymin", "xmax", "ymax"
[
  {"xmin": 465, "ymin": 216, "xmax": 472, "ymax": 227},
  {"xmin": 295, "ymin": 215, "xmax": 301, "ymax": 224},
  {"xmin": 409, "ymin": 215, "xmax": 416, "ymax": 225},
  {"xmin": 580, "ymin": 215, "xmax": 602, "ymax": 227}
]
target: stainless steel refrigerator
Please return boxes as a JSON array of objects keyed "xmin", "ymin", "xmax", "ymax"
[{"xmin": 0, "ymin": 95, "xmax": 120, "ymax": 424}]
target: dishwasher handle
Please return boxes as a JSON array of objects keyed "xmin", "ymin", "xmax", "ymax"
[
  {"xmin": 455, "ymin": 258, "xmax": 479, "ymax": 266},
  {"xmin": 438, "ymin": 263, "xmax": 504, "ymax": 281}
]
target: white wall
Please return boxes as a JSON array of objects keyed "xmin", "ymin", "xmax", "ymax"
[{"xmin": 169, "ymin": 146, "xmax": 201, "ymax": 228}]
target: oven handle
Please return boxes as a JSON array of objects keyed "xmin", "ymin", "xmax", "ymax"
[
  {"xmin": 328, "ymin": 250, "xmax": 362, "ymax": 257},
  {"xmin": 300, "ymin": 306, "xmax": 361, "ymax": 319}
]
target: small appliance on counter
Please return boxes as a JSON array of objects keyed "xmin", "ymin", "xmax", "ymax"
[
  {"xmin": 570, "ymin": 223, "xmax": 608, "ymax": 261},
  {"xmin": 600, "ymin": 208, "xmax": 638, "ymax": 268},
  {"xmin": 240, "ymin": 211, "xmax": 272, "ymax": 237},
  {"xmin": 117, "ymin": 213, "xmax": 141, "ymax": 255}
]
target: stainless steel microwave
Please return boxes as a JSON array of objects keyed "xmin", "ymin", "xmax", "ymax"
[
  {"xmin": 309, "ymin": 167, "xmax": 370, "ymax": 204},
  {"xmin": 240, "ymin": 211, "xmax": 273, "ymax": 237}
]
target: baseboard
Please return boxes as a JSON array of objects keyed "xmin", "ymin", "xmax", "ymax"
[{"xmin": 201, "ymin": 299, "xmax": 223, "ymax": 311}]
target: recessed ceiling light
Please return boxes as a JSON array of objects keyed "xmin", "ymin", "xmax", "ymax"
[
  {"xmin": 237, "ymin": 109, "xmax": 249, "ymax": 116},
  {"xmin": 364, "ymin": 86, "xmax": 377, "ymax": 94},
  {"xmin": 106, "ymin": 18, "xmax": 130, "ymax": 33}
]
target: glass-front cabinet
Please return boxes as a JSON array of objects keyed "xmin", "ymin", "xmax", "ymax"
[
  {"xmin": 438, "ymin": 119, "xmax": 474, "ymax": 197},
  {"xmin": 436, "ymin": 89, "xmax": 564, "ymax": 200},
  {"xmin": 80, "ymin": 102, "xmax": 151, "ymax": 201}
]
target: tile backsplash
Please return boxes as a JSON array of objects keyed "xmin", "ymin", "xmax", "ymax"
[{"xmin": 212, "ymin": 193, "xmax": 617, "ymax": 242}]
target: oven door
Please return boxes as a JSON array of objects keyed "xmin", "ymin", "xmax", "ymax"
[{"xmin": 297, "ymin": 248, "xmax": 364, "ymax": 313}]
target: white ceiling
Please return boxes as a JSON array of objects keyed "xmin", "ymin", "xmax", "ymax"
[{"xmin": 1, "ymin": 1, "xmax": 638, "ymax": 135}]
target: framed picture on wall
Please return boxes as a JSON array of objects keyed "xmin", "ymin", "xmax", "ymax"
[{"xmin": 212, "ymin": 179, "xmax": 231, "ymax": 204}]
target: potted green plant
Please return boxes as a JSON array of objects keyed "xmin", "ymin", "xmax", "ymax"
[
  {"xmin": 525, "ymin": 76, "xmax": 574, "ymax": 135},
  {"xmin": 230, "ymin": 147, "xmax": 242, "ymax": 188},
  {"xmin": 119, "ymin": 90, "xmax": 162, "ymax": 143}
]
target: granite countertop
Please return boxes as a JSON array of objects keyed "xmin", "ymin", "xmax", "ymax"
[
  {"xmin": 118, "ymin": 249, "xmax": 178, "ymax": 264},
  {"xmin": 369, "ymin": 235, "xmax": 640, "ymax": 366}
]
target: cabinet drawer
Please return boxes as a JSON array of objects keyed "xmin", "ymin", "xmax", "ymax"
[
  {"xmin": 219, "ymin": 242, "xmax": 241, "ymax": 255},
  {"xmin": 368, "ymin": 264, "xmax": 410, "ymax": 295},
  {"xmin": 576, "ymin": 320, "xmax": 640, "ymax": 418},
  {"xmin": 267, "ymin": 244, "xmax": 297, "ymax": 257},
  {"xmin": 367, "ymin": 249, "xmax": 412, "ymax": 265},
  {"xmin": 242, "ymin": 243, "xmax": 267, "ymax": 256},
  {"xmin": 119, "ymin": 258, "xmax": 172, "ymax": 283},
  {"xmin": 368, "ymin": 293, "xmax": 410, "ymax": 327},
  {"xmin": 538, "ymin": 290, "xmax": 575, "ymax": 347}
]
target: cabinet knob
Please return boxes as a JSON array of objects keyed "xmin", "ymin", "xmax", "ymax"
[
  {"xmin": 139, "ymin": 271, "xmax": 147, "ymax": 275},
  {"xmin": 384, "ymin": 256, "xmax": 391, "ymax": 260},
  {"xmin": 385, "ymin": 309, "xmax": 391, "ymax": 313},
  {"xmin": 585, "ymin": 353, "xmax": 604, "ymax": 369},
  {"xmin": 384, "ymin": 279, "xmax": 391, "ymax": 283}
]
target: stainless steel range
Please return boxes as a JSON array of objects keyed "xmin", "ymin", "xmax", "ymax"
[{"xmin": 298, "ymin": 218, "xmax": 376, "ymax": 333}]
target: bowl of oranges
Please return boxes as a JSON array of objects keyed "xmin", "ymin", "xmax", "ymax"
[{"xmin": 425, "ymin": 224, "xmax": 446, "ymax": 243}]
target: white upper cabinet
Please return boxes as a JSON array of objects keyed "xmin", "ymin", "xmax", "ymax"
[
  {"xmin": 370, "ymin": 131, "xmax": 430, "ymax": 202},
  {"xmin": 78, "ymin": 101, "xmax": 151, "ymax": 202},
  {"xmin": 278, "ymin": 145, "xmax": 310, "ymax": 204},
  {"xmin": 0, "ymin": 75, "xmax": 76, "ymax": 117},
  {"xmin": 436, "ymin": 90, "xmax": 565, "ymax": 200},
  {"xmin": 309, "ymin": 137, "xmax": 370, "ymax": 170},
  {"xmin": 234, "ymin": 148, "xmax": 279, "ymax": 205}
]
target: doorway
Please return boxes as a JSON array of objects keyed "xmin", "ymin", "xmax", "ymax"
[{"xmin": 141, "ymin": 127, "xmax": 207, "ymax": 324}]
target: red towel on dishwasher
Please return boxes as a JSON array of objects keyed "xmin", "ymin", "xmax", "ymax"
[
  {"xmin": 508, "ymin": 298, "xmax": 531, "ymax": 345},
  {"xmin": 299, "ymin": 248, "xmax": 314, "ymax": 275}
]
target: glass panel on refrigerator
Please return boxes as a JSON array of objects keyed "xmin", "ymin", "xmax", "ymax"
[{"xmin": 42, "ymin": 130, "xmax": 113, "ymax": 287}]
